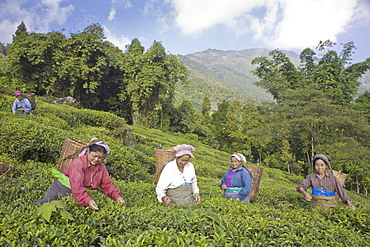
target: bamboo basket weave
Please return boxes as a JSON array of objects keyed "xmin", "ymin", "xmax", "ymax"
[
  {"xmin": 326, "ymin": 161, "xmax": 347, "ymax": 186},
  {"xmin": 332, "ymin": 170, "xmax": 347, "ymax": 186},
  {"xmin": 24, "ymin": 93, "xmax": 36, "ymax": 110},
  {"xmin": 57, "ymin": 137, "xmax": 87, "ymax": 171},
  {"xmin": 244, "ymin": 165, "xmax": 264, "ymax": 202},
  {"xmin": 154, "ymin": 147, "xmax": 176, "ymax": 182}
]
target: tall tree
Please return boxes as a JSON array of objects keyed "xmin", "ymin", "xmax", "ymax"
[
  {"xmin": 169, "ymin": 99, "xmax": 198, "ymax": 133},
  {"xmin": 8, "ymin": 22, "xmax": 65, "ymax": 94},
  {"xmin": 252, "ymin": 41, "xmax": 370, "ymax": 105},
  {"xmin": 49, "ymin": 24, "xmax": 109, "ymax": 108},
  {"xmin": 251, "ymin": 50, "xmax": 302, "ymax": 101},
  {"xmin": 122, "ymin": 40, "xmax": 188, "ymax": 127},
  {"xmin": 211, "ymin": 100, "xmax": 230, "ymax": 150},
  {"xmin": 201, "ymin": 96, "xmax": 212, "ymax": 125},
  {"xmin": 353, "ymin": 91, "xmax": 370, "ymax": 123},
  {"xmin": 225, "ymin": 100, "xmax": 244, "ymax": 152}
]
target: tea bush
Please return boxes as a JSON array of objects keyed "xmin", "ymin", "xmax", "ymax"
[
  {"xmin": 35, "ymin": 97, "xmax": 126, "ymax": 130},
  {"xmin": 2, "ymin": 160, "xmax": 369, "ymax": 246},
  {"xmin": 0, "ymin": 112, "xmax": 66, "ymax": 163}
]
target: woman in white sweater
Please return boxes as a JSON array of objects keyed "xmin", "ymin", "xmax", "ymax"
[{"xmin": 156, "ymin": 144, "xmax": 201, "ymax": 206}]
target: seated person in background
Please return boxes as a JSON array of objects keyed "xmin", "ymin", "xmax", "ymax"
[
  {"xmin": 220, "ymin": 153, "xmax": 252, "ymax": 203},
  {"xmin": 12, "ymin": 90, "xmax": 32, "ymax": 114},
  {"xmin": 297, "ymin": 154, "xmax": 356, "ymax": 211},
  {"xmin": 37, "ymin": 138, "xmax": 125, "ymax": 210},
  {"xmin": 156, "ymin": 144, "xmax": 201, "ymax": 206}
]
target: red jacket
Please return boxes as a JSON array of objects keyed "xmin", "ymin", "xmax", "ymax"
[{"xmin": 63, "ymin": 155, "xmax": 122, "ymax": 206}]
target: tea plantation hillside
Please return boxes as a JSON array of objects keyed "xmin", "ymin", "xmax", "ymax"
[{"xmin": 1, "ymin": 94, "xmax": 369, "ymax": 246}]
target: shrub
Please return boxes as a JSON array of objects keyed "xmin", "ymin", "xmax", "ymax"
[{"xmin": 0, "ymin": 112, "xmax": 66, "ymax": 163}]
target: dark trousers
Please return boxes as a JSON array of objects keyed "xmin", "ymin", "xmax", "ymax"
[{"xmin": 36, "ymin": 179, "xmax": 72, "ymax": 204}]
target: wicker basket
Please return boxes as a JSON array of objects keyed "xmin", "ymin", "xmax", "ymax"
[
  {"xmin": 57, "ymin": 137, "xmax": 87, "ymax": 171},
  {"xmin": 244, "ymin": 165, "xmax": 264, "ymax": 202},
  {"xmin": 24, "ymin": 93, "xmax": 36, "ymax": 110},
  {"xmin": 326, "ymin": 161, "xmax": 347, "ymax": 186},
  {"xmin": 332, "ymin": 170, "xmax": 347, "ymax": 186},
  {"xmin": 154, "ymin": 147, "xmax": 176, "ymax": 181}
]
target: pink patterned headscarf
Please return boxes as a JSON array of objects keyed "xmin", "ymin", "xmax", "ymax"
[
  {"xmin": 173, "ymin": 144, "xmax": 195, "ymax": 158},
  {"xmin": 78, "ymin": 138, "xmax": 111, "ymax": 157}
]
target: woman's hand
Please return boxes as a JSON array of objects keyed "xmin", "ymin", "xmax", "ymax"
[
  {"xmin": 235, "ymin": 197, "xmax": 241, "ymax": 202},
  {"xmin": 347, "ymin": 201, "xmax": 356, "ymax": 210},
  {"xmin": 221, "ymin": 184, "xmax": 227, "ymax": 190},
  {"xmin": 88, "ymin": 200, "xmax": 99, "ymax": 210},
  {"xmin": 194, "ymin": 193, "xmax": 201, "ymax": 204},
  {"xmin": 162, "ymin": 196, "xmax": 171, "ymax": 205},
  {"xmin": 303, "ymin": 192, "xmax": 312, "ymax": 201},
  {"xmin": 298, "ymin": 187, "xmax": 312, "ymax": 201},
  {"xmin": 116, "ymin": 197, "xmax": 125, "ymax": 206}
]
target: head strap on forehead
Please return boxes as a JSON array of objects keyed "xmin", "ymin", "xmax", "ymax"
[{"xmin": 313, "ymin": 154, "xmax": 331, "ymax": 165}]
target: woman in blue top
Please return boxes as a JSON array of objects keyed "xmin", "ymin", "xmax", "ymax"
[
  {"xmin": 12, "ymin": 90, "xmax": 32, "ymax": 114},
  {"xmin": 220, "ymin": 153, "xmax": 252, "ymax": 203}
]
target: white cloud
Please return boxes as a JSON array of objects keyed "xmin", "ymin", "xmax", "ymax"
[
  {"xmin": 0, "ymin": 0, "xmax": 35, "ymax": 43},
  {"xmin": 108, "ymin": 7, "xmax": 116, "ymax": 21},
  {"xmin": 112, "ymin": 0, "xmax": 132, "ymax": 9},
  {"xmin": 0, "ymin": 0, "xmax": 74, "ymax": 43},
  {"xmin": 172, "ymin": 0, "xmax": 260, "ymax": 34},
  {"xmin": 169, "ymin": 0, "xmax": 368, "ymax": 50},
  {"xmin": 268, "ymin": 0, "xmax": 359, "ymax": 50},
  {"xmin": 41, "ymin": 0, "xmax": 74, "ymax": 25},
  {"xmin": 103, "ymin": 26, "xmax": 131, "ymax": 51}
]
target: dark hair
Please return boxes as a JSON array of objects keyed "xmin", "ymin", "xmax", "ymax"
[{"xmin": 88, "ymin": 144, "xmax": 107, "ymax": 154}]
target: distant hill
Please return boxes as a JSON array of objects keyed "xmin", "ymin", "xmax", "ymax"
[
  {"xmin": 175, "ymin": 48, "xmax": 370, "ymax": 110},
  {"xmin": 175, "ymin": 48, "xmax": 297, "ymax": 110}
]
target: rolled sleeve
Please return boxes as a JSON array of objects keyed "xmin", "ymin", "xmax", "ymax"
[{"xmin": 297, "ymin": 175, "xmax": 311, "ymax": 192}]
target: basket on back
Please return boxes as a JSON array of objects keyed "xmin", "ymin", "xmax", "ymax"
[
  {"xmin": 154, "ymin": 147, "xmax": 176, "ymax": 182},
  {"xmin": 332, "ymin": 170, "xmax": 347, "ymax": 186},
  {"xmin": 24, "ymin": 93, "xmax": 36, "ymax": 110},
  {"xmin": 244, "ymin": 165, "xmax": 264, "ymax": 202},
  {"xmin": 57, "ymin": 137, "xmax": 87, "ymax": 171},
  {"xmin": 323, "ymin": 157, "xmax": 347, "ymax": 186}
]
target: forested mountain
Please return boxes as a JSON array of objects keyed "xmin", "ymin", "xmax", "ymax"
[
  {"xmin": 176, "ymin": 48, "xmax": 370, "ymax": 110},
  {"xmin": 175, "ymin": 49, "xmax": 297, "ymax": 110}
]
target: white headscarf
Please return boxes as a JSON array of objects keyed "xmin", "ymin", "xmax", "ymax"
[{"xmin": 230, "ymin": 153, "xmax": 246, "ymax": 163}]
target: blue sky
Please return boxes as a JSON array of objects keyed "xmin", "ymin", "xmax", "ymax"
[{"xmin": 1, "ymin": 0, "xmax": 369, "ymax": 63}]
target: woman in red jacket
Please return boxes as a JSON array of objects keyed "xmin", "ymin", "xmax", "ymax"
[{"xmin": 37, "ymin": 138, "xmax": 125, "ymax": 210}]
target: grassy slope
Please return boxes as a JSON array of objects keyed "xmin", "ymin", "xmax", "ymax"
[{"xmin": 0, "ymin": 95, "xmax": 369, "ymax": 246}]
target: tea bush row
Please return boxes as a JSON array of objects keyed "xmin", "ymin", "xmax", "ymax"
[
  {"xmin": 1, "ymin": 168, "xmax": 369, "ymax": 246},
  {"xmin": 0, "ymin": 112, "xmax": 66, "ymax": 163},
  {"xmin": 0, "ymin": 94, "xmax": 126, "ymax": 130}
]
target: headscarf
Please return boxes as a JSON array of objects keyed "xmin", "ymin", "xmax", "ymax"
[
  {"xmin": 313, "ymin": 154, "xmax": 331, "ymax": 166},
  {"xmin": 230, "ymin": 153, "xmax": 246, "ymax": 163},
  {"xmin": 173, "ymin": 144, "xmax": 195, "ymax": 158},
  {"xmin": 14, "ymin": 90, "xmax": 23, "ymax": 96},
  {"xmin": 78, "ymin": 138, "xmax": 111, "ymax": 157}
]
